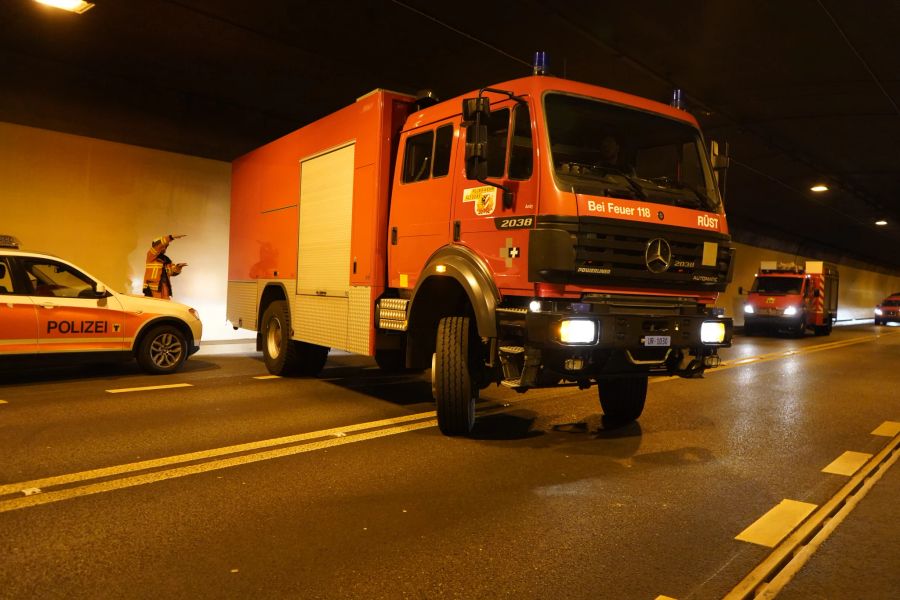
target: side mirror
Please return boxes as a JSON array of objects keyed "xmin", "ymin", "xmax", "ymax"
[
  {"xmin": 710, "ymin": 140, "xmax": 730, "ymax": 171},
  {"xmin": 95, "ymin": 283, "xmax": 108, "ymax": 297},
  {"xmin": 462, "ymin": 97, "xmax": 490, "ymax": 124},
  {"xmin": 464, "ymin": 123, "xmax": 488, "ymax": 181}
]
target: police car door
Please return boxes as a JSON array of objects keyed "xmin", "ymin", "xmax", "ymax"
[
  {"xmin": 22, "ymin": 257, "xmax": 126, "ymax": 354},
  {"xmin": 0, "ymin": 256, "xmax": 39, "ymax": 357}
]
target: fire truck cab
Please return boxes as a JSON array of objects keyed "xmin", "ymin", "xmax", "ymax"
[
  {"xmin": 227, "ymin": 70, "xmax": 735, "ymax": 436},
  {"xmin": 743, "ymin": 261, "xmax": 838, "ymax": 337}
]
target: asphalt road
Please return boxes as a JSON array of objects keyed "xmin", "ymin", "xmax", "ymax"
[{"xmin": 0, "ymin": 325, "xmax": 898, "ymax": 599}]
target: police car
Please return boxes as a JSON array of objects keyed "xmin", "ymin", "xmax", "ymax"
[{"xmin": 0, "ymin": 234, "xmax": 201, "ymax": 374}]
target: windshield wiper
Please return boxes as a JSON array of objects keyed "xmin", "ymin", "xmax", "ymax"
[
  {"xmin": 592, "ymin": 165, "xmax": 647, "ymax": 200},
  {"xmin": 645, "ymin": 176, "xmax": 717, "ymax": 211}
]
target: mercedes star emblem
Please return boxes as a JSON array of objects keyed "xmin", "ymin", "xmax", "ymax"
[{"xmin": 645, "ymin": 238, "xmax": 673, "ymax": 273}]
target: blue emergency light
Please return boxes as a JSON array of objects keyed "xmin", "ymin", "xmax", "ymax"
[{"xmin": 533, "ymin": 51, "xmax": 549, "ymax": 75}]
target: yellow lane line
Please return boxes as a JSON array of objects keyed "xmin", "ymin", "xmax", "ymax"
[
  {"xmin": 872, "ymin": 421, "xmax": 900, "ymax": 437},
  {"xmin": 822, "ymin": 451, "xmax": 872, "ymax": 476},
  {"xmin": 0, "ymin": 417, "xmax": 437, "ymax": 514},
  {"xmin": 735, "ymin": 499, "xmax": 818, "ymax": 547},
  {"xmin": 106, "ymin": 383, "xmax": 193, "ymax": 394},
  {"xmin": 0, "ymin": 410, "xmax": 438, "ymax": 498},
  {"xmin": 0, "ymin": 399, "xmax": 7, "ymax": 405},
  {"xmin": 252, "ymin": 375, "xmax": 281, "ymax": 380},
  {"xmin": 726, "ymin": 431, "xmax": 900, "ymax": 599}
]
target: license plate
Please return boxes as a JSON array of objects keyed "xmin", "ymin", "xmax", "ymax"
[{"xmin": 643, "ymin": 335, "xmax": 671, "ymax": 347}]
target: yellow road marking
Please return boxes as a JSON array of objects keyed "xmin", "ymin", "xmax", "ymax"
[
  {"xmin": 0, "ymin": 399, "xmax": 7, "ymax": 404},
  {"xmin": 872, "ymin": 421, "xmax": 900, "ymax": 437},
  {"xmin": 0, "ymin": 411, "xmax": 438, "ymax": 499},
  {"xmin": 0, "ymin": 416, "xmax": 437, "ymax": 513},
  {"xmin": 821, "ymin": 451, "xmax": 872, "ymax": 476},
  {"xmin": 106, "ymin": 383, "xmax": 193, "ymax": 394},
  {"xmin": 735, "ymin": 499, "xmax": 817, "ymax": 547},
  {"xmin": 253, "ymin": 375, "xmax": 281, "ymax": 380}
]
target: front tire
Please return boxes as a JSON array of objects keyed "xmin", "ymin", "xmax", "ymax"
[
  {"xmin": 261, "ymin": 300, "xmax": 329, "ymax": 376},
  {"xmin": 433, "ymin": 316, "xmax": 479, "ymax": 436},
  {"xmin": 137, "ymin": 325, "xmax": 187, "ymax": 374},
  {"xmin": 597, "ymin": 376, "xmax": 648, "ymax": 423}
]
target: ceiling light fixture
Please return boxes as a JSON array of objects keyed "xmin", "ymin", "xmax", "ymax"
[
  {"xmin": 810, "ymin": 184, "xmax": 829, "ymax": 192},
  {"xmin": 34, "ymin": 0, "xmax": 95, "ymax": 14},
  {"xmin": 875, "ymin": 220, "xmax": 888, "ymax": 226}
]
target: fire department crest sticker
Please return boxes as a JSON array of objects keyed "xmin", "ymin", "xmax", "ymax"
[{"xmin": 463, "ymin": 185, "xmax": 497, "ymax": 216}]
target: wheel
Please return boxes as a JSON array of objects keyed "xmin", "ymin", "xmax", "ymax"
[
  {"xmin": 261, "ymin": 300, "xmax": 329, "ymax": 376},
  {"xmin": 814, "ymin": 318, "xmax": 833, "ymax": 336},
  {"xmin": 791, "ymin": 317, "xmax": 806, "ymax": 338},
  {"xmin": 597, "ymin": 376, "xmax": 648, "ymax": 423},
  {"xmin": 137, "ymin": 324, "xmax": 187, "ymax": 374},
  {"xmin": 433, "ymin": 316, "xmax": 479, "ymax": 436}
]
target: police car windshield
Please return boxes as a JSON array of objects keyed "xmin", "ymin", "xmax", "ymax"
[
  {"xmin": 751, "ymin": 276, "xmax": 803, "ymax": 295},
  {"xmin": 545, "ymin": 93, "xmax": 721, "ymax": 212}
]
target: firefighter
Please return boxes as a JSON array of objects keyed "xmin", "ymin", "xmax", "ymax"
[{"xmin": 143, "ymin": 234, "xmax": 187, "ymax": 299}]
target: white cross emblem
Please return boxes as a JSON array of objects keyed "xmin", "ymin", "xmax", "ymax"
[{"xmin": 499, "ymin": 237, "xmax": 520, "ymax": 267}]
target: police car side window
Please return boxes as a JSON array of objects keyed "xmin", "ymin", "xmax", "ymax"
[
  {"xmin": 0, "ymin": 258, "xmax": 15, "ymax": 294},
  {"xmin": 24, "ymin": 259, "xmax": 94, "ymax": 298}
]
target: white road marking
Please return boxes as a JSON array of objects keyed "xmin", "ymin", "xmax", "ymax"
[{"xmin": 106, "ymin": 383, "xmax": 193, "ymax": 394}]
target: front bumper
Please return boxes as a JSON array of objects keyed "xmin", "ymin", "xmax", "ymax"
[{"xmin": 497, "ymin": 297, "xmax": 732, "ymax": 383}]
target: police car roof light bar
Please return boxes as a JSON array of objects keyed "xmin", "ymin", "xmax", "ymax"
[{"xmin": 0, "ymin": 234, "xmax": 21, "ymax": 249}]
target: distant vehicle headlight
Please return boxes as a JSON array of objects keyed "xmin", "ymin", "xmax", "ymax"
[
  {"xmin": 559, "ymin": 319, "xmax": 596, "ymax": 344},
  {"xmin": 783, "ymin": 306, "xmax": 798, "ymax": 316},
  {"xmin": 874, "ymin": 307, "xmax": 883, "ymax": 316},
  {"xmin": 744, "ymin": 304, "xmax": 754, "ymax": 314},
  {"xmin": 701, "ymin": 321, "xmax": 726, "ymax": 344}
]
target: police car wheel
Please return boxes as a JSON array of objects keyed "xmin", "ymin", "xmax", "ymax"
[
  {"xmin": 597, "ymin": 376, "xmax": 647, "ymax": 423},
  {"xmin": 137, "ymin": 325, "xmax": 187, "ymax": 374}
]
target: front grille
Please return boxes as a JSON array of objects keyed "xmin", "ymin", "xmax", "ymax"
[{"xmin": 533, "ymin": 216, "xmax": 734, "ymax": 292}]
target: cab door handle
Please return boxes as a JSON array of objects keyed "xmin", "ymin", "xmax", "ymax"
[{"xmin": 40, "ymin": 302, "xmax": 56, "ymax": 309}]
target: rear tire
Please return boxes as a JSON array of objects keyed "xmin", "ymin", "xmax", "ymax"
[
  {"xmin": 433, "ymin": 316, "xmax": 478, "ymax": 436},
  {"xmin": 261, "ymin": 300, "xmax": 329, "ymax": 376},
  {"xmin": 597, "ymin": 376, "xmax": 648, "ymax": 423},
  {"xmin": 137, "ymin": 325, "xmax": 187, "ymax": 374}
]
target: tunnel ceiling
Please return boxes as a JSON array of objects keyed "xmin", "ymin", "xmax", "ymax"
[{"xmin": 1, "ymin": 0, "xmax": 898, "ymax": 271}]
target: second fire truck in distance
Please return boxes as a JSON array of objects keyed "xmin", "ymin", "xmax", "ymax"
[
  {"xmin": 227, "ymin": 61, "xmax": 735, "ymax": 436},
  {"xmin": 743, "ymin": 261, "xmax": 839, "ymax": 336}
]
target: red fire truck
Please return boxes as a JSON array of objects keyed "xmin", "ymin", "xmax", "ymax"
[
  {"xmin": 743, "ymin": 261, "xmax": 839, "ymax": 336},
  {"xmin": 227, "ymin": 68, "xmax": 735, "ymax": 436}
]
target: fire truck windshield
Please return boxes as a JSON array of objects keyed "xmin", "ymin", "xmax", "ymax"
[
  {"xmin": 545, "ymin": 93, "xmax": 721, "ymax": 213},
  {"xmin": 751, "ymin": 276, "xmax": 803, "ymax": 295}
]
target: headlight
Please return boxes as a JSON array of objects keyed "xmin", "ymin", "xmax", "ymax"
[
  {"xmin": 783, "ymin": 306, "xmax": 798, "ymax": 316},
  {"xmin": 559, "ymin": 319, "xmax": 596, "ymax": 344},
  {"xmin": 189, "ymin": 308, "xmax": 201, "ymax": 320},
  {"xmin": 529, "ymin": 300, "xmax": 542, "ymax": 312},
  {"xmin": 701, "ymin": 321, "xmax": 726, "ymax": 344},
  {"xmin": 875, "ymin": 307, "xmax": 883, "ymax": 316},
  {"xmin": 744, "ymin": 304, "xmax": 754, "ymax": 314}
]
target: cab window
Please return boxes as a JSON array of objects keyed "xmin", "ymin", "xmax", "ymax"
[
  {"xmin": 402, "ymin": 130, "xmax": 435, "ymax": 183},
  {"xmin": 22, "ymin": 259, "xmax": 95, "ymax": 298},
  {"xmin": 432, "ymin": 124, "xmax": 454, "ymax": 178},
  {"xmin": 0, "ymin": 257, "xmax": 16, "ymax": 295},
  {"xmin": 508, "ymin": 104, "xmax": 533, "ymax": 180},
  {"xmin": 486, "ymin": 108, "xmax": 510, "ymax": 178}
]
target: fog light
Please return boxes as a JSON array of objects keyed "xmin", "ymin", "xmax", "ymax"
[
  {"xmin": 564, "ymin": 357, "xmax": 585, "ymax": 370},
  {"xmin": 744, "ymin": 304, "xmax": 754, "ymax": 314},
  {"xmin": 783, "ymin": 306, "xmax": 798, "ymax": 316},
  {"xmin": 701, "ymin": 321, "xmax": 726, "ymax": 344},
  {"xmin": 559, "ymin": 320, "xmax": 596, "ymax": 344}
]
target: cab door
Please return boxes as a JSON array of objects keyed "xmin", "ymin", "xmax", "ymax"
[
  {"xmin": 388, "ymin": 121, "xmax": 457, "ymax": 291},
  {"xmin": 453, "ymin": 100, "xmax": 538, "ymax": 292},
  {"xmin": 0, "ymin": 256, "xmax": 39, "ymax": 356},
  {"xmin": 21, "ymin": 257, "xmax": 126, "ymax": 354}
]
